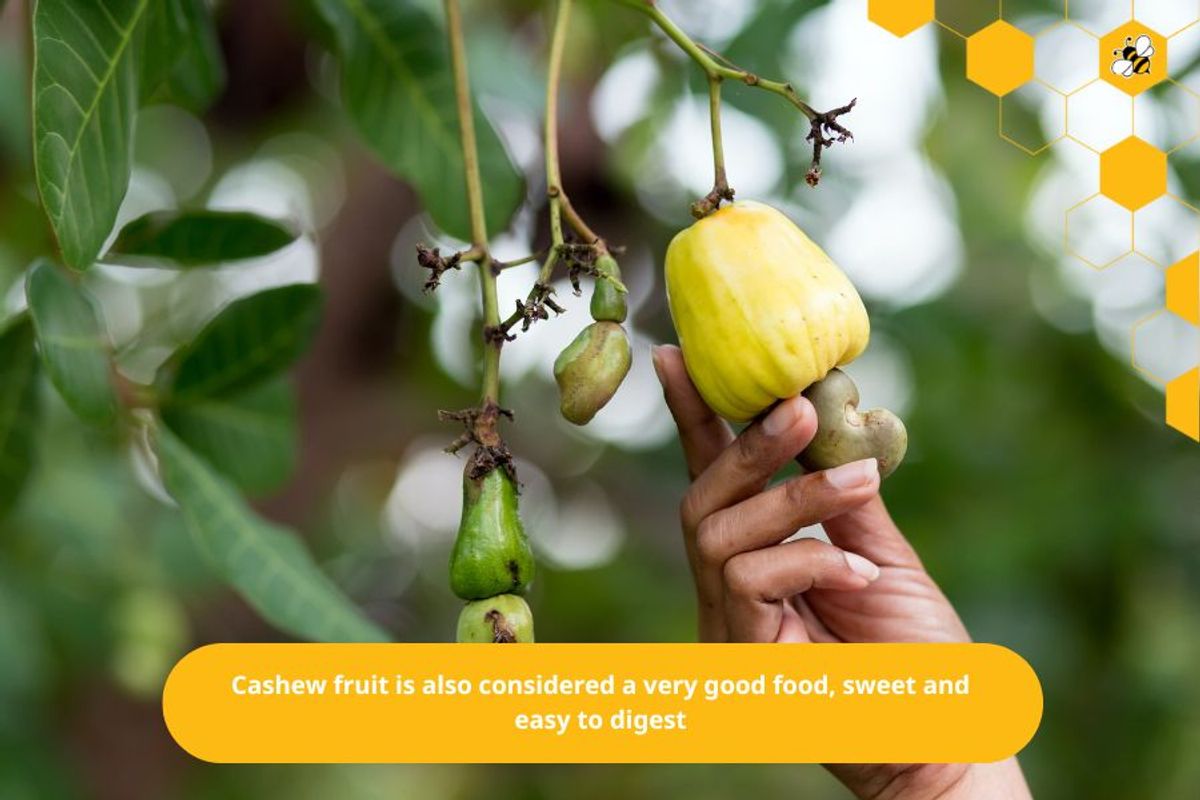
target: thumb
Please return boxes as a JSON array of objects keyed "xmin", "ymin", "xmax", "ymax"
[{"xmin": 652, "ymin": 345, "xmax": 733, "ymax": 480}]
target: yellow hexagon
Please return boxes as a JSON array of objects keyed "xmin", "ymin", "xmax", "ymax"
[
  {"xmin": 1099, "ymin": 137, "xmax": 1168, "ymax": 211},
  {"xmin": 967, "ymin": 21, "xmax": 1035, "ymax": 96},
  {"xmin": 1167, "ymin": 252, "xmax": 1200, "ymax": 324},
  {"xmin": 1166, "ymin": 367, "xmax": 1199, "ymax": 441},
  {"xmin": 868, "ymin": 0, "xmax": 934, "ymax": 37},
  {"xmin": 1100, "ymin": 22, "xmax": 1167, "ymax": 96}
]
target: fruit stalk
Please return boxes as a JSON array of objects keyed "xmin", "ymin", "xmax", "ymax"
[
  {"xmin": 545, "ymin": 0, "xmax": 571, "ymax": 253},
  {"xmin": 443, "ymin": 0, "xmax": 534, "ymax": 642},
  {"xmin": 613, "ymin": 0, "xmax": 856, "ymax": 187},
  {"xmin": 445, "ymin": 0, "xmax": 501, "ymax": 408}
]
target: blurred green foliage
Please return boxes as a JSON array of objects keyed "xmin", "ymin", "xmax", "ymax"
[{"xmin": 0, "ymin": 1, "xmax": 1198, "ymax": 799}]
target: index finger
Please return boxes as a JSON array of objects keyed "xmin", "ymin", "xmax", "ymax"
[{"xmin": 652, "ymin": 345, "xmax": 733, "ymax": 479}]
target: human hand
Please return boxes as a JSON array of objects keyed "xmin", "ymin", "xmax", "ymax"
[{"xmin": 652, "ymin": 345, "xmax": 1031, "ymax": 799}]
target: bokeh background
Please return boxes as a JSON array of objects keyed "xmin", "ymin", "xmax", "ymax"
[{"xmin": 2, "ymin": 0, "xmax": 1199, "ymax": 797}]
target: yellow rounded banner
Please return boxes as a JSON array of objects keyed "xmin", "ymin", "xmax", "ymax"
[{"xmin": 163, "ymin": 643, "xmax": 1041, "ymax": 763}]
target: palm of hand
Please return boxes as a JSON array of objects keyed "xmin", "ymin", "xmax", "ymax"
[{"xmin": 790, "ymin": 563, "xmax": 968, "ymax": 644}]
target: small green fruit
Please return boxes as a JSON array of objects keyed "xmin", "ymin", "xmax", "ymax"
[
  {"xmin": 554, "ymin": 321, "xmax": 632, "ymax": 425},
  {"xmin": 590, "ymin": 254, "xmax": 627, "ymax": 323},
  {"xmin": 449, "ymin": 466, "xmax": 535, "ymax": 600},
  {"xmin": 456, "ymin": 594, "xmax": 535, "ymax": 643},
  {"xmin": 799, "ymin": 368, "xmax": 907, "ymax": 478}
]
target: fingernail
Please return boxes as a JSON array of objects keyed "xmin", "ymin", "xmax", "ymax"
[
  {"xmin": 762, "ymin": 396, "xmax": 808, "ymax": 436},
  {"xmin": 825, "ymin": 457, "xmax": 878, "ymax": 489},
  {"xmin": 844, "ymin": 551, "xmax": 881, "ymax": 582},
  {"xmin": 650, "ymin": 346, "xmax": 667, "ymax": 387}
]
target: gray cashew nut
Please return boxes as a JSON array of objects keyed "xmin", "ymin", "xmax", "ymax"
[{"xmin": 799, "ymin": 368, "xmax": 908, "ymax": 478}]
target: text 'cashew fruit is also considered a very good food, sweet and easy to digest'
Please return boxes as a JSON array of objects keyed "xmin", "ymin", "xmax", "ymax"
[
  {"xmin": 456, "ymin": 594, "xmax": 535, "ymax": 643},
  {"xmin": 665, "ymin": 200, "xmax": 907, "ymax": 477},
  {"xmin": 449, "ymin": 465, "xmax": 535, "ymax": 600}
]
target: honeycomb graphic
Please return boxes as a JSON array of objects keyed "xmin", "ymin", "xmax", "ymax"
[{"xmin": 868, "ymin": 0, "xmax": 1200, "ymax": 442}]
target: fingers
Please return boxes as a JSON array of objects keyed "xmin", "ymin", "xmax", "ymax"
[
  {"xmin": 723, "ymin": 538, "xmax": 880, "ymax": 642},
  {"xmin": 681, "ymin": 394, "xmax": 819, "ymax": 531},
  {"xmin": 695, "ymin": 458, "xmax": 880, "ymax": 569},
  {"xmin": 822, "ymin": 495, "xmax": 924, "ymax": 570},
  {"xmin": 652, "ymin": 345, "xmax": 733, "ymax": 479}
]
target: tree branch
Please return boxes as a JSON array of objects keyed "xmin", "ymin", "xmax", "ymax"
[
  {"xmin": 616, "ymin": 0, "xmax": 855, "ymax": 190},
  {"xmin": 444, "ymin": 0, "xmax": 502, "ymax": 407}
]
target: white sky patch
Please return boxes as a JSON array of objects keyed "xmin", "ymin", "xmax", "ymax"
[
  {"xmin": 1090, "ymin": 253, "xmax": 1166, "ymax": 361},
  {"xmin": 840, "ymin": 331, "xmax": 914, "ymax": 419},
  {"xmin": 1134, "ymin": 85, "xmax": 1200, "ymax": 152},
  {"xmin": 1172, "ymin": 23, "xmax": 1200, "ymax": 93},
  {"xmin": 530, "ymin": 481, "xmax": 626, "ymax": 571},
  {"xmin": 661, "ymin": 94, "xmax": 784, "ymax": 200},
  {"xmin": 1067, "ymin": 81, "xmax": 1135, "ymax": 151},
  {"xmin": 1134, "ymin": 196, "xmax": 1200, "ymax": 266},
  {"xmin": 1067, "ymin": 0, "xmax": 1133, "ymax": 36},
  {"xmin": 825, "ymin": 155, "xmax": 963, "ymax": 308},
  {"xmin": 591, "ymin": 49, "xmax": 661, "ymax": 144},
  {"xmin": 1066, "ymin": 195, "xmax": 1133, "ymax": 267},
  {"xmin": 1134, "ymin": 0, "xmax": 1200, "ymax": 38},
  {"xmin": 1134, "ymin": 313, "xmax": 1200, "ymax": 381},
  {"xmin": 1036, "ymin": 23, "xmax": 1101, "ymax": 94},
  {"xmin": 656, "ymin": 0, "xmax": 760, "ymax": 48},
  {"xmin": 785, "ymin": 0, "xmax": 942, "ymax": 167},
  {"xmin": 208, "ymin": 159, "xmax": 313, "ymax": 233}
]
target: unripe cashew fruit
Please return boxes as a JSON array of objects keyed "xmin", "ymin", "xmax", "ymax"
[
  {"xmin": 456, "ymin": 594, "xmax": 535, "ymax": 643},
  {"xmin": 554, "ymin": 320, "xmax": 632, "ymax": 425},
  {"xmin": 590, "ymin": 253, "xmax": 628, "ymax": 323},
  {"xmin": 665, "ymin": 200, "xmax": 870, "ymax": 423},
  {"xmin": 449, "ymin": 466, "xmax": 535, "ymax": 600},
  {"xmin": 799, "ymin": 368, "xmax": 907, "ymax": 478}
]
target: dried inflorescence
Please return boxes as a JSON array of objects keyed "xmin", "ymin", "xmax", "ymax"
[
  {"xmin": 438, "ymin": 403, "xmax": 517, "ymax": 482},
  {"xmin": 805, "ymin": 98, "xmax": 857, "ymax": 187},
  {"xmin": 509, "ymin": 282, "xmax": 565, "ymax": 334},
  {"xmin": 415, "ymin": 243, "xmax": 464, "ymax": 292}
]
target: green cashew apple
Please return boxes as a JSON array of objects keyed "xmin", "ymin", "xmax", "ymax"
[
  {"xmin": 554, "ymin": 320, "xmax": 631, "ymax": 425},
  {"xmin": 590, "ymin": 253, "xmax": 627, "ymax": 323},
  {"xmin": 449, "ymin": 466, "xmax": 535, "ymax": 600},
  {"xmin": 456, "ymin": 594, "xmax": 535, "ymax": 643},
  {"xmin": 799, "ymin": 368, "xmax": 908, "ymax": 478}
]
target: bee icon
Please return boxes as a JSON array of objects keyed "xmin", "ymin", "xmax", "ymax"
[{"xmin": 1111, "ymin": 34, "xmax": 1155, "ymax": 78}]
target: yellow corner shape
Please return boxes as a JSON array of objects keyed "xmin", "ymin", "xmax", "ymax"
[
  {"xmin": 1166, "ymin": 368, "xmax": 1200, "ymax": 441},
  {"xmin": 1166, "ymin": 253, "xmax": 1200, "ymax": 325}
]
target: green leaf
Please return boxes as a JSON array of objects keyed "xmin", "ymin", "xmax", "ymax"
[
  {"xmin": 162, "ymin": 283, "xmax": 322, "ymax": 402},
  {"xmin": 161, "ymin": 377, "xmax": 297, "ymax": 496},
  {"xmin": 139, "ymin": 0, "xmax": 225, "ymax": 111},
  {"xmin": 108, "ymin": 210, "xmax": 298, "ymax": 266},
  {"xmin": 33, "ymin": 0, "xmax": 151, "ymax": 270},
  {"xmin": 0, "ymin": 315, "xmax": 40, "ymax": 517},
  {"xmin": 25, "ymin": 260, "xmax": 117, "ymax": 425},
  {"xmin": 155, "ymin": 426, "xmax": 389, "ymax": 643},
  {"xmin": 312, "ymin": 0, "xmax": 524, "ymax": 241}
]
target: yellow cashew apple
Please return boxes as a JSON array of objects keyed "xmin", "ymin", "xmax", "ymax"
[{"xmin": 665, "ymin": 200, "xmax": 870, "ymax": 422}]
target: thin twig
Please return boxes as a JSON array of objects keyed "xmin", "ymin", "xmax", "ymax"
[{"xmin": 616, "ymin": 0, "xmax": 855, "ymax": 189}]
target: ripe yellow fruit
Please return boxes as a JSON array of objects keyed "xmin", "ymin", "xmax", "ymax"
[{"xmin": 665, "ymin": 201, "xmax": 870, "ymax": 422}]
